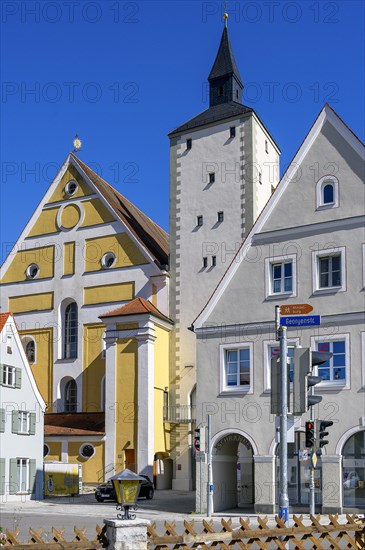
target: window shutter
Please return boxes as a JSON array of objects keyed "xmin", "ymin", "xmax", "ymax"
[
  {"xmin": 15, "ymin": 368, "xmax": 22, "ymax": 389},
  {"xmin": 29, "ymin": 459, "xmax": 36, "ymax": 494},
  {"xmin": 0, "ymin": 364, "xmax": 4, "ymax": 386},
  {"xmin": 29, "ymin": 413, "xmax": 36, "ymax": 435},
  {"xmin": 9, "ymin": 458, "xmax": 18, "ymax": 494},
  {"xmin": 0, "ymin": 458, "xmax": 5, "ymax": 495},
  {"xmin": 11, "ymin": 410, "xmax": 19, "ymax": 434},
  {"xmin": 0, "ymin": 408, "xmax": 5, "ymax": 433}
]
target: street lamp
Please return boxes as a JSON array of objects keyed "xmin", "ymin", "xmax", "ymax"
[{"xmin": 110, "ymin": 469, "xmax": 145, "ymax": 520}]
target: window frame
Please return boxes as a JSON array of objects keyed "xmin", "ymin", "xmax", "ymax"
[
  {"xmin": 265, "ymin": 254, "xmax": 297, "ymax": 299},
  {"xmin": 219, "ymin": 342, "xmax": 254, "ymax": 395},
  {"xmin": 18, "ymin": 411, "xmax": 31, "ymax": 434},
  {"xmin": 16, "ymin": 458, "xmax": 30, "ymax": 493},
  {"xmin": 310, "ymin": 334, "xmax": 350, "ymax": 389},
  {"xmin": 197, "ymin": 215, "xmax": 203, "ymax": 227},
  {"xmin": 316, "ymin": 175, "xmax": 339, "ymax": 210},
  {"xmin": 2, "ymin": 365, "xmax": 16, "ymax": 387},
  {"xmin": 186, "ymin": 138, "xmax": 192, "ymax": 150},
  {"xmin": 209, "ymin": 172, "xmax": 215, "ymax": 184},
  {"xmin": 312, "ymin": 247, "xmax": 346, "ymax": 294},
  {"xmin": 217, "ymin": 211, "xmax": 224, "ymax": 223},
  {"xmin": 230, "ymin": 126, "xmax": 236, "ymax": 139},
  {"xmin": 63, "ymin": 301, "xmax": 78, "ymax": 359},
  {"xmin": 64, "ymin": 379, "xmax": 77, "ymax": 412},
  {"xmin": 203, "ymin": 257, "xmax": 208, "ymax": 268}
]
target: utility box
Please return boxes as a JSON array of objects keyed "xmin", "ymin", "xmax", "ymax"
[{"xmin": 44, "ymin": 462, "xmax": 82, "ymax": 496}]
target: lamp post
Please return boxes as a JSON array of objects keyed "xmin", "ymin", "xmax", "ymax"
[{"xmin": 110, "ymin": 469, "xmax": 145, "ymax": 520}]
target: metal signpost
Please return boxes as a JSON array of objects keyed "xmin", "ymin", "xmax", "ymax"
[{"xmin": 207, "ymin": 414, "xmax": 213, "ymax": 517}]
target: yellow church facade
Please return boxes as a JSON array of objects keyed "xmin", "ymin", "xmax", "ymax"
[{"xmin": 0, "ymin": 152, "xmax": 172, "ymax": 487}]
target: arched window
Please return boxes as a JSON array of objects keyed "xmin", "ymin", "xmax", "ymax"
[
  {"xmin": 100, "ymin": 376, "xmax": 106, "ymax": 412},
  {"xmin": 64, "ymin": 302, "xmax": 78, "ymax": 359},
  {"xmin": 22, "ymin": 336, "xmax": 36, "ymax": 364},
  {"xmin": 64, "ymin": 379, "xmax": 77, "ymax": 412},
  {"xmin": 323, "ymin": 183, "xmax": 334, "ymax": 204},
  {"xmin": 316, "ymin": 176, "xmax": 339, "ymax": 209},
  {"xmin": 342, "ymin": 430, "xmax": 365, "ymax": 509}
]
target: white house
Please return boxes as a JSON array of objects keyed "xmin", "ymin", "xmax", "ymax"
[
  {"xmin": 0, "ymin": 312, "xmax": 46, "ymax": 501},
  {"xmin": 193, "ymin": 104, "xmax": 365, "ymax": 514}
]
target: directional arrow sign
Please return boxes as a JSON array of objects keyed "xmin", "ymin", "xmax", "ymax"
[
  {"xmin": 280, "ymin": 304, "xmax": 313, "ymax": 315},
  {"xmin": 280, "ymin": 315, "xmax": 321, "ymax": 327}
]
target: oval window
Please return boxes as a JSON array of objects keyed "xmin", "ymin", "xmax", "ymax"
[
  {"xmin": 101, "ymin": 252, "xmax": 116, "ymax": 269},
  {"xmin": 80, "ymin": 443, "xmax": 95, "ymax": 459},
  {"xmin": 26, "ymin": 263, "xmax": 40, "ymax": 279},
  {"xmin": 65, "ymin": 180, "xmax": 78, "ymax": 196}
]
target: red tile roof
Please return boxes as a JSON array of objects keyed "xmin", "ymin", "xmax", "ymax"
[
  {"xmin": 44, "ymin": 413, "xmax": 105, "ymax": 436},
  {"xmin": 100, "ymin": 297, "xmax": 173, "ymax": 324},
  {"xmin": 70, "ymin": 154, "xmax": 169, "ymax": 267},
  {"xmin": 0, "ymin": 312, "xmax": 11, "ymax": 332}
]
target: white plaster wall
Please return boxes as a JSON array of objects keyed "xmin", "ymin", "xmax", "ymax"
[{"xmin": 1, "ymin": 320, "xmax": 44, "ymax": 501}]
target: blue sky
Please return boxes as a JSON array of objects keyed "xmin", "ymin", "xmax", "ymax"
[{"xmin": 1, "ymin": 1, "xmax": 364, "ymax": 263}]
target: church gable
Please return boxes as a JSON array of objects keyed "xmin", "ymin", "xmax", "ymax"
[{"xmin": 46, "ymin": 164, "xmax": 93, "ymax": 204}]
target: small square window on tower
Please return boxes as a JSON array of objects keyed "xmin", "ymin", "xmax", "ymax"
[
  {"xmin": 212, "ymin": 256, "xmax": 217, "ymax": 267},
  {"xmin": 217, "ymin": 211, "xmax": 224, "ymax": 223},
  {"xmin": 230, "ymin": 127, "xmax": 236, "ymax": 138},
  {"xmin": 265, "ymin": 139, "xmax": 269, "ymax": 153},
  {"xmin": 209, "ymin": 172, "xmax": 215, "ymax": 184},
  {"xmin": 197, "ymin": 215, "xmax": 203, "ymax": 227},
  {"xmin": 186, "ymin": 138, "xmax": 192, "ymax": 150},
  {"xmin": 203, "ymin": 257, "xmax": 208, "ymax": 268}
]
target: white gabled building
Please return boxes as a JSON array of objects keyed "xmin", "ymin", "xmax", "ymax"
[
  {"xmin": 193, "ymin": 104, "xmax": 365, "ymax": 514},
  {"xmin": 0, "ymin": 313, "xmax": 46, "ymax": 501}
]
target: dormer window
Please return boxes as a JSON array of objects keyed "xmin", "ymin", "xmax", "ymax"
[{"xmin": 316, "ymin": 176, "xmax": 339, "ymax": 210}]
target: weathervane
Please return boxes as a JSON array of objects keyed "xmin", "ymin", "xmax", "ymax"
[
  {"xmin": 73, "ymin": 134, "xmax": 82, "ymax": 153},
  {"xmin": 223, "ymin": 2, "xmax": 228, "ymax": 27}
]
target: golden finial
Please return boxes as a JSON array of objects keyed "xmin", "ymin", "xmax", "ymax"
[
  {"xmin": 224, "ymin": 2, "xmax": 228, "ymax": 27},
  {"xmin": 73, "ymin": 134, "xmax": 82, "ymax": 153}
]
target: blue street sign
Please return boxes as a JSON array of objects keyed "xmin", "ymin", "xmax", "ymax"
[{"xmin": 280, "ymin": 315, "xmax": 321, "ymax": 327}]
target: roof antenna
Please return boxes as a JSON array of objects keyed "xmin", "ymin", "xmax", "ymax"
[
  {"xmin": 223, "ymin": 2, "xmax": 228, "ymax": 27},
  {"xmin": 73, "ymin": 134, "xmax": 82, "ymax": 154}
]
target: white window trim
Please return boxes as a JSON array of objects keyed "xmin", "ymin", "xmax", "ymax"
[
  {"xmin": 263, "ymin": 338, "xmax": 300, "ymax": 392},
  {"xmin": 16, "ymin": 458, "xmax": 30, "ymax": 494},
  {"xmin": 219, "ymin": 342, "xmax": 253, "ymax": 395},
  {"xmin": 79, "ymin": 443, "xmax": 96, "ymax": 459},
  {"xmin": 316, "ymin": 175, "xmax": 339, "ymax": 210},
  {"xmin": 310, "ymin": 333, "xmax": 350, "ymax": 390},
  {"xmin": 2, "ymin": 365, "xmax": 16, "ymax": 387},
  {"xmin": 361, "ymin": 332, "xmax": 365, "ymax": 389},
  {"xmin": 264, "ymin": 254, "xmax": 297, "ymax": 299},
  {"xmin": 18, "ymin": 411, "xmax": 31, "ymax": 434},
  {"xmin": 312, "ymin": 246, "xmax": 346, "ymax": 294}
]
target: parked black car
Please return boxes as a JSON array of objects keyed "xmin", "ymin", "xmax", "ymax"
[{"xmin": 95, "ymin": 475, "xmax": 154, "ymax": 502}]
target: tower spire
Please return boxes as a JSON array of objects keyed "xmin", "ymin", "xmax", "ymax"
[{"xmin": 208, "ymin": 25, "xmax": 243, "ymax": 107}]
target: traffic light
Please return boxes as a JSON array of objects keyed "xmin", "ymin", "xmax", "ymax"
[
  {"xmin": 293, "ymin": 348, "xmax": 332, "ymax": 414},
  {"xmin": 316, "ymin": 419, "xmax": 333, "ymax": 449},
  {"xmin": 194, "ymin": 426, "xmax": 206, "ymax": 452},
  {"xmin": 194, "ymin": 428, "xmax": 200, "ymax": 451},
  {"xmin": 305, "ymin": 421, "xmax": 315, "ymax": 448}
]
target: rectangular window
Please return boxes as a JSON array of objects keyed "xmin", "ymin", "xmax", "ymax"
[
  {"xmin": 209, "ymin": 172, "xmax": 215, "ymax": 184},
  {"xmin": 217, "ymin": 211, "xmax": 224, "ymax": 223},
  {"xmin": 203, "ymin": 257, "xmax": 208, "ymax": 268},
  {"xmin": 2, "ymin": 365, "xmax": 16, "ymax": 387},
  {"xmin": 18, "ymin": 412, "xmax": 31, "ymax": 434},
  {"xmin": 312, "ymin": 248, "xmax": 346, "ymax": 293},
  {"xmin": 186, "ymin": 138, "xmax": 192, "ymax": 150},
  {"xmin": 220, "ymin": 343, "xmax": 253, "ymax": 394},
  {"xmin": 17, "ymin": 458, "xmax": 30, "ymax": 493},
  {"xmin": 265, "ymin": 140, "xmax": 268, "ymax": 153},
  {"xmin": 230, "ymin": 126, "xmax": 236, "ymax": 138},
  {"xmin": 197, "ymin": 215, "xmax": 203, "ymax": 226},
  {"xmin": 212, "ymin": 256, "xmax": 217, "ymax": 267},
  {"xmin": 319, "ymin": 255, "xmax": 341, "ymax": 288},
  {"xmin": 317, "ymin": 340, "xmax": 346, "ymax": 382},
  {"xmin": 272, "ymin": 262, "xmax": 293, "ymax": 293}
]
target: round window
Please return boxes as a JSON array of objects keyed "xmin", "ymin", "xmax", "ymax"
[
  {"xmin": 26, "ymin": 263, "xmax": 40, "ymax": 279},
  {"xmin": 65, "ymin": 180, "xmax": 78, "ymax": 196},
  {"xmin": 80, "ymin": 443, "xmax": 95, "ymax": 459},
  {"xmin": 101, "ymin": 252, "xmax": 116, "ymax": 269},
  {"xmin": 43, "ymin": 444, "xmax": 50, "ymax": 458}
]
